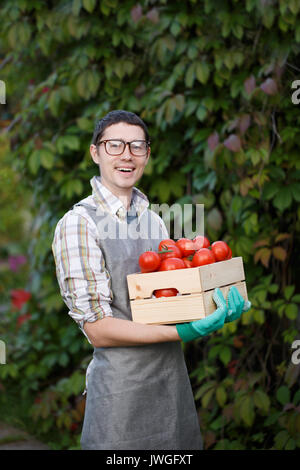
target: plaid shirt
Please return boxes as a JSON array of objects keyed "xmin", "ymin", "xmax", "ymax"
[{"xmin": 52, "ymin": 175, "xmax": 168, "ymax": 341}]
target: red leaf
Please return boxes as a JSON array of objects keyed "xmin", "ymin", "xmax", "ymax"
[
  {"xmin": 207, "ymin": 131, "xmax": 219, "ymax": 151},
  {"xmin": 223, "ymin": 134, "xmax": 242, "ymax": 152},
  {"xmin": 260, "ymin": 78, "xmax": 278, "ymax": 96},
  {"xmin": 272, "ymin": 246, "xmax": 287, "ymax": 261},
  {"xmin": 146, "ymin": 8, "xmax": 159, "ymax": 23},
  {"xmin": 11, "ymin": 289, "xmax": 31, "ymax": 310},
  {"xmin": 17, "ymin": 313, "xmax": 31, "ymax": 327},
  {"xmin": 239, "ymin": 114, "xmax": 251, "ymax": 134},
  {"xmin": 244, "ymin": 75, "xmax": 256, "ymax": 95},
  {"xmin": 131, "ymin": 4, "xmax": 143, "ymax": 22}
]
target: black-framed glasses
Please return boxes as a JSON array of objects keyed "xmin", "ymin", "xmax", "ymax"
[{"xmin": 98, "ymin": 139, "xmax": 150, "ymax": 157}]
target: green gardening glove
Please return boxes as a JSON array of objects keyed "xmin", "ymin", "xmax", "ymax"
[
  {"xmin": 225, "ymin": 286, "xmax": 251, "ymax": 323},
  {"xmin": 176, "ymin": 287, "xmax": 228, "ymax": 342}
]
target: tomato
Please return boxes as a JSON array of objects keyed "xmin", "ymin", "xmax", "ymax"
[
  {"xmin": 139, "ymin": 251, "xmax": 161, "ymax": 273},
  {"xmin": 192, "ymin": 248, "xmax": 215, "ymax": 267},
  {"xmin": 224, "ymin": 246, "xmax": 232, "ymax": 260},
  {"xmin": 175, "ymin": 238, "xmax": 196, "ymax": 257},
  {"xmin": 193, "ymin": 235, "xmax": 210, "ymax": 250},
  {"xmin": 159, "ymin": 257, "xmax": 186, "ymax": 271},
  {"xmin": 158, "ymin": 239, "xmax": 176, "ymax": 251},
  {"xmin": 154, "ymin": 288, "xmax": 178, "ymax": 298},
  {"xmin": 211, "ymin": 241, "xmax": 230, "ymax": 261},
  {"xmin": 182, "ymin": 256, "xmax": 194, "ymax": 268},
  {"xmin": 158, "ymin": 243, "xmax": 182, "ymax": 260}
]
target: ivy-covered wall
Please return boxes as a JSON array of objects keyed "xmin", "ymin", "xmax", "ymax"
[{"xmin": 0, "ymin": 0, "xmax": 299, "ymax": 450}]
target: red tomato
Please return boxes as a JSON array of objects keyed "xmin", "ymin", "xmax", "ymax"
[
  {"xmin": 211, "ymin": 241, "xmax": 230, "ymax": 261},
  {"xmin": 182, "ymin": 256, "xmax": 194, "ymax": 268},
  {"xmin": 158, "ymin": 239, "xmax": 176, "ymax": 251},
  {"xmin": 139, "ymin": 251, "xmax": 161, "ymax": 273},
  {"xmin": 158, "ymin": 244, "xmax": 182, "ymax": 260},
  {"xmin": 154, "ymin": 288, "xmax": 178, "ymax": 298},
  {"xmin": 159, "ymin": 257, "xmax": 186, "ymax": 271},
  {"xmin": 224, "ymin": 246, "xmax": 232, "ymax": 260},
  {"xmin": 175, "ymin": 238, "xmax": 196, "ymax": 257},
  {"xmin": 192, "ymin": 248, "xmax": 215, "ymax": 267},
  {"xmin": 193, "ymin": 235, "xmax": 210, "ymax": 250}
]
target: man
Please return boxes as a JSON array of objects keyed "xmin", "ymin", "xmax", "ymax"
[{"xmin": 52, "ymin": 110, "xmax": 250, "ymax": 450}]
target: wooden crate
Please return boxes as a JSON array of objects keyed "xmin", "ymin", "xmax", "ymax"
[{"xmin": 127, "ymin": 257, "xmax": 248, "ymax": 325}]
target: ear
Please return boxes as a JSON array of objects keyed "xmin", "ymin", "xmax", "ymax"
[
  {"xmin": 90, "ymin": 144, "xmax": 100, "ymax": 164},
  {"xmin": 145, "ymin": 146, "xmax": 151, "ymax": 164}
]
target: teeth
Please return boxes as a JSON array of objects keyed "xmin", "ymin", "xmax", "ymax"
[{"xmin": 117, "ymin": 168, "xmax": 134, "ymax": 172}]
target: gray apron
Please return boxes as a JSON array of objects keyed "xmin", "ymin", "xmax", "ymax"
[{"xmin": 74, "ymin": 201, "xmax": 203, "ymax": 450}]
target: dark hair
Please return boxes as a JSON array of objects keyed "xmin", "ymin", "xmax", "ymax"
[{"xmin": 91, "ymin": 110, "xmax": 150, "ymax": 146}]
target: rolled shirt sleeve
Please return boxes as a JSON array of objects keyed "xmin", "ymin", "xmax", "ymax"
[{"xmin": 52, "ymin": 211, "xmax": 113, "ymax": 336}]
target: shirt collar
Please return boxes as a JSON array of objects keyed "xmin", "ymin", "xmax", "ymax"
[{"xmin": 90, "ymin": 175, "xmax": 149, "ymax": 219}]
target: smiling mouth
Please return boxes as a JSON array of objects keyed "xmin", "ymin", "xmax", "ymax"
[{"xmin": 115, "ymin": 167, "xmax": 136, "ymax": 173}]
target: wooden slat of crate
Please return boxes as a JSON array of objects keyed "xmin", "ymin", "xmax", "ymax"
[
  {"xmin": 130, "ymin": 281, "xmax": 248, "ymax": 325},
  {"xmin": 127, "ymin": 257, "xmax": 245, "ymax": 300}
]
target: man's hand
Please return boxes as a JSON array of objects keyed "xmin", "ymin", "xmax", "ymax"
[
  {"xmin": 176, "ymin": 287, "xmax": 228, "ymax": 342},
  {"xmin": 225, "ymin": 285, "xmax": 251, "ymax": 323},
  {"xmin": 176, "ymin": 286, "xmax": 251, "ymax": 342}
]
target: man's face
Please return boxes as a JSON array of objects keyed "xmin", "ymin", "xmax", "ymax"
[{"xmin": 90, "ymin": 122, "xmax": 150, "ymax": 195}]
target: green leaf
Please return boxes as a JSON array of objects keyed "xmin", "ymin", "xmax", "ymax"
[
  {"xmin": 262, "ymin": 181, "xmax": 278, "ymax": 200},
  {"xmin": 232, "ymin": 24, "xmax": 243, "ymax": 39},
  {"xmin": 72, "ymin": 0, "xmax": 82, "ymax": 15},
  {"xmin": 285, "ymin": 438, "xmax": 296, "ymax": 450},
  {"xmin": 273, "ymin": 187, "xmax": 293, "ymax": 211},
  {"xmin": 253, "ymin": 389, "xmax": 270, "ymax": 413},
  {"xmin": 285, "ymin": 303, "xmax": 298, "ymax": 320},
  {"xmin": 253, "ymin": 309, "xmax": 265, "ymax": 324},
  {"xmin": 28, "ymin": 150, "xmax": 41, "ymax": 175},
  {"xmin": 194, "ymin": 381, "xmax": 215, "ymax": 401},
  {"xmin": 210, "ymin": 415, "xmax": 224, "ymax": 431},
  {"xmin": 240, "ymin": 396, "xmax": 255, "ymax": 426},
  {"xmin": 196, "ymin": 106, "xmax": 207, "ymax": 121},
  {"xmin": 76, "ymin": 117, "xmax": 94, "ymax": 132},
  {"xmin": 262, "ymin": 9, "xmax": 275, "ymax": 28},
  {"xmin": 170, "ymin": 21, "xmax": 181, "ymax": 37},
  {"xmin": 40, "ymin": 149, "xmax": 55, "ymax": 169},
  {"xmin": 269, "ymin": 284, "xmax": 279, "ymax": 294},
  {"xmin": 58, "ymin": 352, "xmax": 69, "ymax": 367},
  {"xmin": 185, "ymin": 63, "xmax": 195, "ymax": 88},
  {"xmin": 216, "ymin": 386, "xmax": 227, "ymax": 407},
  {"xmin": 291, "ymin": 183, "xmax": 300, "ymax": 202},
  {"xmin": 264, "ymin": 411, "xmax": 282, "ymax": 426},
  {"xmin": 60, "ymin": 179, "xmax": 83, "ymax": 199},
  {"xmin": 202, "ymin": 387, "xmax": 215, "ymax": 408},
  {"xmin": 48, "ymin": 90, "xmax": 61, "ymax": 117},
  {"xmin": 123, "ymin": 34, "xmax": 134, "ymax": 48},
  {"xmin": 59, "ymin": 86, "xmax": 73, "ymax": 103},
  {"xmin": 173, "ymin": 94, "xmax": 185, "ymax": 112},
  {"xmin": 296, "ymin": 24, "xmax": 300, "ymax": 42},
  {"xmin": 195, "ymin": 61, "xmax": 210, "ymax": 84},
  {"xmin": 219, "ymin": 347, "xmax": 231, "ymax": 366},
  {"xmin": 165, "ymin": 98, "xmax": 176, "ymax": 123},
  {"xmin": 83, "ymin": 0, "xmax": 96, "ymax": 12},
  {"xmin": 293, "ymin": 389, "xmax": 300, "ymax": 405},
  {"xmin": 77, "ymin": 71, "xmax": 100, "ymax": 99},
  {"xmin": 274, "ymin": 430, "xmax": 290, "ymax": 450},
  {"xmin": 276, "ymin": 385, "xmax": 290, "ymax": 405},
  {"xmin": 208, "ymin": 345, "xmax": 222, "ymax": 360},
  {"xmin": 57, "ymin": 135, "xmax": 80, "ymax": 153},
  {"xmin": 284, "ymin": 285, "xmax": 295, "ymax": 300}
]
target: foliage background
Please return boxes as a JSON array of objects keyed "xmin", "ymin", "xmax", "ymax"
[{"xmin": 0, "ymin": 0, "xmax": 300, "ymax": 450}]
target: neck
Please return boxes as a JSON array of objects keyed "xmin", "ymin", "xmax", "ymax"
[
  {"xmin": 117, "ymin": 193, "xmax": 132, "ymax": 211},
  {"xmin": 101, "ymin": 179, "xmax": 133, "ymax": 211}
]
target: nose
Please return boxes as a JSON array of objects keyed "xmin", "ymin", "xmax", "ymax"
[{"xmin": 120, "ymin": 143, "xmax": 132, "ymax": 159}]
